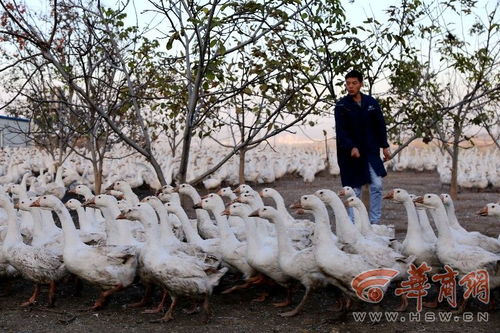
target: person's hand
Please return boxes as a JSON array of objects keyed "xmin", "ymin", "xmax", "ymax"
[
  {"xmin": 351, "ymin": 147, "xmax": 360, "ymax": 158},
  {"xmin": 383, "ymin": 147, "xmax": 391, "ymax": 161}
]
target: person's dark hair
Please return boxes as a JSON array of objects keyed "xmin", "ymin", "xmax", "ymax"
[{"xmin": 345, "ymin": 70, "xmax": 363, "ymax": 82}]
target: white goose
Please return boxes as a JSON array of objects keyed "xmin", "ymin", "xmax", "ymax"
[
  {"xmin": 164, "ymin": 201, "xmax": 221, "ymax": 259},
  {"xmin": 224, "ymin": 202, "xmax": 292, "ymax": 305},
  {"xmin": 260, "ymin": 188, "xmax": 314, "ymax": 232},
  {"xmin": 477, "ymin": 203, "xmax": 500, "ymax": 218},
  {"xmin": 84, "ymin": 194, "xmax": 144, "ymax": 246},
  {"xmin": 414, "ymin": 194, "xmax": 500, "ymax": 312},
  {"xmin": 440, "ymin": 194, "xmax": 500, "ymax": 253},
  {"xmin": 16, "ymin": 197, "xmax": 63, "ymax": 253},
  {"xmin": 176, "ymin": 184, "xmax": 218, "ymax": 239},
  {"xmin": 408, "ymin": 193, "xmax": 437, "ymax": 243},
  {"xmin": 195, "ymin": 194, "xmax": 255, "ymax": 281},
  {"xmin": 65, "ymin": 199, "xmax": 106, "ymax": 244},
  {"xmin": 251, "ymin": 206, "xmax": 329, "ymax": 317},
  {"xmin": 217, "ymin": 187, "xmax": 237, "ymax": 202},
  {"xmin": 69, "ymin": 184, "xmax": 105, "ymax": 232},
  {"xmin": 120, "ymin": 204, "xmax": 228, "ymax": 323},
  {"xmin": 140, "ymin": 196, "xmax": 184, "ymax": 241},
  {"xmin": 107, "ymin": 180, "xmax": 140, "ymax": 206},
  {"xmin": 1, "ymin": 194, "xmax": 66, "ymax": 307},
  {"xmin": 315, "ymin": 190, "xmax": 412, "ymax": 270},
  {"xmin": 338, "ymin": 186, "xmax": 395, "ymax": 238},
  {"xmin": 345, "ymin": 196, "xmax": 402, "ymax": 251},
  {"xmin": 296, "ymin": 194, "xmax": 393, "ymax": 306},
  {"xmin": 31, "ymin": 195, "xmax": 137, "ymax": 310},
  {"xmin": 383, "ymin": 189, "xmax": 440, "ymax": 269}
]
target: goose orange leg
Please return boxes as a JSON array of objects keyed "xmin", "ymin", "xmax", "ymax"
[
  {"xmin": 280, "ymin": 287, "xmax": 311, "ymax": 317},
  {"xmin": 48, "ymin": 281, "xmax": 57, "ymax": 307},
  {"xmin": 143, "ymin": 289, "xmax": 169, "ymax": 314},
  {"xmin": 202, "ymin": 293, "xmax": 211, "ymax": 324},
  {"xmin": 157, "ymin": 296, "xmax": 177, "ymax": 322},
  {"xmin": 272, "ymin": 287, "xmax": 292, "ymax": 308},
  {"xmin": 128, "ymin": 284, "xmax": 153, "ymax": 308},
  {"xmin": 91, "ymin": 284, "xmax": 124, "ymax": 310},
  {"xmin": 21, "ymin": 284, "xmax": 41, "ymax": 307}
]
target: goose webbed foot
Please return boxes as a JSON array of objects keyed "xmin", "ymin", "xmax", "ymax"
[
  {"xmin": 143, "ymin": 289, "xmax": 168, "ymax": 314},
  {"xmin": 127, "ymin": 285, "xmax": 153, "ymax": 308},
  {"xmin": 251, "ymin": 291, "xmax": 269, "ymax": 302},
  {"xmin": 150, "ymin": 295, "xmax": 177, "ymax": 323},
  {"xmin": 272, "ymin": 287, "xmax": 292, "ymax": 308},
  {"xmin": 21, "ymin": 284, "xmax": 41, "ymax": 307},
  {"xmin": 279, "ymin": 287, "xmax": 310, "ymax": 317},
  {"xmin": 91, "ymin": 284, "xmax": 124, "ymax": 310}
]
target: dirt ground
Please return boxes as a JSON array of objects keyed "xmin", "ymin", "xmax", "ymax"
[{"xmin": 0, "ymin": 169, "xmax": 499, "ymax": 332}]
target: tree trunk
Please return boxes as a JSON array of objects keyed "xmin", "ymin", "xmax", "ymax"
[
  {"xmin": 238, "ymin": 148, "xmax": 246, "ymax": 184},
  {"xmin": 324, "ymin": 132, "xmax": 330, "ymax": 171},
  {"xmin": 148, "ymin": 154, "xmax": 167, "ymax": 186},
  {"xmin": 177, "ymin": 126, "xmax": 193, "ymax": 183},
  {"xmin": 92, "ymin": 160, "xmax": 102, "ymax": 194},
  {"xmin": 450, "ymin": 139, "xmax": 459, "ymax": 200}
]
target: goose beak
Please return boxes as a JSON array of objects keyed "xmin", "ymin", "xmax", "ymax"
[
  {"xmin": 83, "ymin": 197, "xmax": 96, "ymax": 207},
  {"xmin": 193, "ymin": 202, "xmax": 202, "ymax": 209},
  {"xmin": 67, "ymin": 189, "xmax": 76, "ymax": 194},
  {"xmin": 383, "ymin": 190, "xmax": 394, "ymax": 200},
  {"xmin": 116, "ymin": 213, "xmax": 127, "ymax": 220},
  {"xmin": 294, "ymin": 208, "xmax": 305, "ymax": 215},
  {"xmin": 413, "ymin": 196, "xmax": 424, "ymax": 205},
  {"xmin": 477, "ymin": 206, "xmax": 489, "ymax": 216},
  {"xmin": 343, "ymin": 200, "xmax": 350, "ymax": 208},
  {"xmin": 234, "ymin": 197, "xmax": 243, "ymax": 203},
  {"xmin": 439, "ymin": 194, "xmax": 445, "ymax": 201},
  {"xmin": 13, "ymin": 202, "xmax": 20, "ymax": 210},
  {"xmin": 105, "ymin": 184, "xmax": 114, "ymax": 191},
  {"xmin": 248, "ymin": 210, "xmax": 259, "ymax": 217},
  {"xmin": 201, "ymin": 194, "xmax": 209, "ymax": 199},
  {"xmin": 289, "ymin": 200, "xmax": 302, "ymax": 209},
  {"xmin": 234, "ymin": 187, "xmax": 241, "ymax": 194},
  {"xmin": 216, "ymin": 189, "xmax": 224, "ymax": 195},
  {"xmin": 258, "ymin": 191, "xmax": 264, "ymax": 198},
  {"xmin": 221, "ymin": 208, "xmax": 230, "ymax": 216},
  {"xmin": 338, "ymin": 189, "xmax": 345, "ymax": 197},
  {"xmin": 30, "ymin": 198, "xmax": 41, "ymax": 207},
  {"xmin": 173, "ymin": 186, "xmax": 180, "ymax": 192}
]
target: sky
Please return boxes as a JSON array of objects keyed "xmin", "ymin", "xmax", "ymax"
[{"xmin": 2, "ymin": 0, "xmax": 497, "ymax": 145}]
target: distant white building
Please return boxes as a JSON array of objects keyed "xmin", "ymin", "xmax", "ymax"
[{"xmin": 0, "ymin": 115, "xmax": 30, "ymax": 148}]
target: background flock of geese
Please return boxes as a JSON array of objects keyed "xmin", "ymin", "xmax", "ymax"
[
  {"xmin": 0, "ymin": 142, "xmax": 498, "ymax": 193},
  {"xmin": 0, "ymin": 164, "xmax": 498, "ymax": 323}
]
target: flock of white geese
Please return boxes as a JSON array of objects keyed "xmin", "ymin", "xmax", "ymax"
[
  {"xmin": 1, "ymin": 142, "xmax": 498, "ymax": 192},
  {"xmin": 0, "ymin": 172, "xmax": 499, "ymax": 323}
]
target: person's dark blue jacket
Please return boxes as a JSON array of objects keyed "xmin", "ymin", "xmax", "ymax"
[{"xmin": 334, "ymin": 93, "xmax": 389, "ymax": 188}]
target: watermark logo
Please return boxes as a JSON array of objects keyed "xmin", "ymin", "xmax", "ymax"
[
  {"xmin": 351, "ymin": 268, "xmax": 399, "ymax": 303},
  {"xmin": 351, "ymin": 263, "xmax": 490, "ymax": 311},
  {"xmin": 395, "ymin": 262, "xmax": 432, "ymax": 312}
]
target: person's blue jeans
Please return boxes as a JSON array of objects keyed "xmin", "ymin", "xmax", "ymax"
[{"xmin": 348, "ymin": 163, "xmax": 383, "ymax": 224}]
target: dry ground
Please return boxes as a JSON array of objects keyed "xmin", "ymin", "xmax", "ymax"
[{"xmin": 0, "ymin": 169, "xmax": 499, "ymax": 332}]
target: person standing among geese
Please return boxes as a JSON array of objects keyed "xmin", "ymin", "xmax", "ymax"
[{"xmin": 334, "ymin": 70, "xmax": 391, "ymax": 224}]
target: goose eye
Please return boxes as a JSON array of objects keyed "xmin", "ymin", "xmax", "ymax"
[
  {"xmin": 304, "ymin": 197, "xmax": 308, "ymax": 200},
  {"xmin": 396, "ymin": 190, "xmax": 400, "ymax": 193},
  {"xmin": 319, "ymin": 191, "xmax": 323, "ymax": 194}
]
